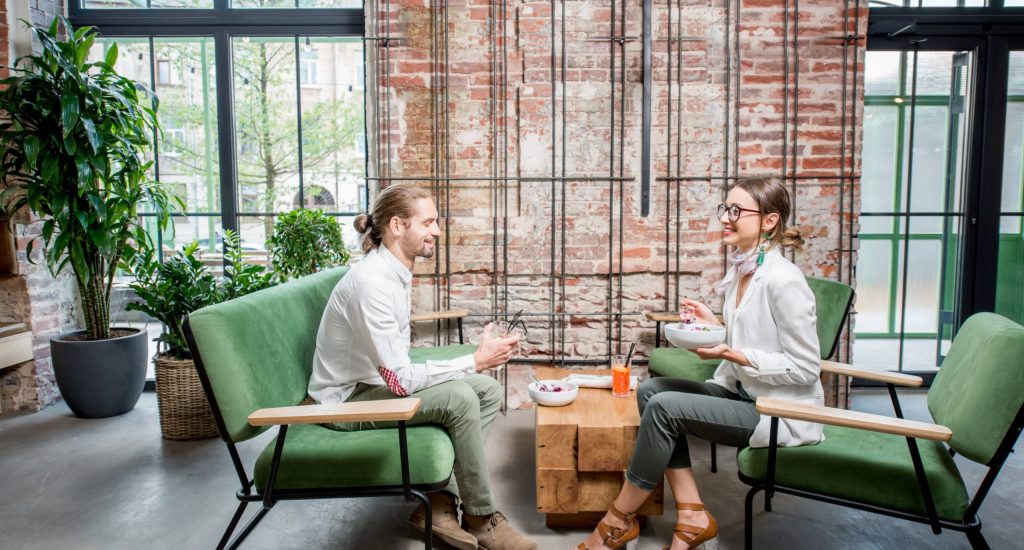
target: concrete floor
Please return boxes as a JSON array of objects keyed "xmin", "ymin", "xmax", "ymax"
[{"xmin": 0, "ymin": 390, "xmax": 1021, "ymax": 550}]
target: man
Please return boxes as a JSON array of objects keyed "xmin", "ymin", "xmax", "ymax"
[{"xmin": 308, "ymin": 184, "xmax": 537, "ymax": 550}]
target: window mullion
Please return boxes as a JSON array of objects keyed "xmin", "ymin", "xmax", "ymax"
[
  {"xmin": 214, "ymin": 30, "xmax": 240, "ymax": 244},
  {"xmin": 149, "ymin": 36, "xmax": 160, "ymax": 187},
  {"xmin": 294, "ymin": 35, "xmax": 306, "ymax": 211}
]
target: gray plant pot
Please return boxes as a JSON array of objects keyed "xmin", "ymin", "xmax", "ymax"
[{"xmin": 50, "ymin": 327, "xmax": 148, "ymax": 419}]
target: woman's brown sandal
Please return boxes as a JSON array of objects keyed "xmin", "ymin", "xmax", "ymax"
[
  {"xmin": 576, "ymin": 502, "xmax": 640, "ymax": 550},
  {"xmin": 662, "ymin": 502, "xmax": 718, "ymax": 550}
]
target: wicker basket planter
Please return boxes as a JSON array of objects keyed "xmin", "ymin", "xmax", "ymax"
[{"xmin": 154, "ymin": 354, "xmax": 219, "ymax": 440}]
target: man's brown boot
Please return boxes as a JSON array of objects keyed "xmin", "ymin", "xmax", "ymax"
[
  {"xmin": 462, "ymin": 509, "xmax": 538, "ymax": 550},
  {"xmin": 408, "ymin": 491, "xmax": 478, "ymax": 550}
]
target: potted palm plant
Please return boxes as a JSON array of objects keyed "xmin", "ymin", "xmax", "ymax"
[
  {"xmin": 0, "ymin": 18, "xmax": 175, "ymax": 417},
  {"xmin": 122, "ymin": 230, "xmax": 274, "ymax": 439},
  {"xmin": 267, "ymin": 208, "xmax": 350, "ymax": 282}
]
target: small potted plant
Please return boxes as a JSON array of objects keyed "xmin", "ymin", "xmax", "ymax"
[
  {"xmin": 268, "ymin": 208, "xmax": 350, "ymax": 282},
  {"xmin": 0, "ymin": 18, "xmax": 176, "ymax": 418},
  {"xmin": 122, "ymin": 230, "xmax": 274, "ymax": 440}
]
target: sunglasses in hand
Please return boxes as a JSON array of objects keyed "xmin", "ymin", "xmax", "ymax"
[{"xmin": 502, "ymin": 309, "xmax": 528, "ymax": 338}]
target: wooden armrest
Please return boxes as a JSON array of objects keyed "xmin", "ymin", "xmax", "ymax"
[
  {"xmin": 410, "ymin": 309, "xmax": 470, "ymax": 323},
  {"xmin": 755, "ymin": 397, "xmax": 951, "ymax": 442},
  {"xmin": 248, "ymin": 398, "xmax": 421, "ymax": 426},
  {"xmin": 821, "ymin": 360, "xmax": 923, "ymax": 387},
  {"xmin": 644, "ymin": 311, "xmax": 679, "ymax": 323}
]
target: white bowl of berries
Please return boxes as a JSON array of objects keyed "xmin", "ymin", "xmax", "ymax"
[
  {"xmin": 664, "ymin": 322, "xmax": 727, "ymax": 349},
  {"xmin": 528, "ymin": 381, "xmax": 579, "ymax": 407}
]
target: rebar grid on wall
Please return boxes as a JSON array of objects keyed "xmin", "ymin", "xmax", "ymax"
[{"xmin": 366, "ymin": 0, "xmax": 864, "ymax": 373}]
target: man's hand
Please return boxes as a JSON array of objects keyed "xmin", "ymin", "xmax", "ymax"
[
  {"xmin": 473, "ymin": 322, "xmax": 520, "ymax": 372},
  {"xmin": 680, "ymin": 298, "xmax": 722, "ymax": 326},
  {"xmin": 693, "ymin": 343, "xmax": 750, "ymax": 366}
]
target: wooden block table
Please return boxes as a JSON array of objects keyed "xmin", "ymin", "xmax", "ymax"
[{"xmin": 534, "ymin": 367, "xmax": 663, "ymax": 528}]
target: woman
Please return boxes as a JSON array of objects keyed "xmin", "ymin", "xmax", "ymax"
[{"xmin": 577, "ymin": 177, "xmax": 824, "ymax": 550}]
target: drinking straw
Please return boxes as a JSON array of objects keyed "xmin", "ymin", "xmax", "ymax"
[{"xmin": 625, "ymin": 342, "xmax": 636, "ymax": 367}]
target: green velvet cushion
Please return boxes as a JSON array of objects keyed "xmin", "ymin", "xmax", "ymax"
[
  {"xmin": 805, "ymin": 277, "xmax": 854, "ymax": 359},
  {"xmin": 188, "ymin": 268, "xmax": 349, "ymax": 443},
  {"xmin": 409, "ymin": 343, "xmax": 477, "ymax": 363},
  {"xmin": 648, "ymin": 348, "xmax": 720, "ymax": 380},
  {"xmin": 254, "ymin": 424, "xmax": 455, "ymax": 490},
  {"xmin": 928, "ymin": 313, "xmax": 1024, "ymax": 465},
  {"xmin": 737, "ymin": 425, "xmax": 970, "ymax": 521}
]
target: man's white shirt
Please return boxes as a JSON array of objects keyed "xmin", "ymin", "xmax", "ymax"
[{"xmin": 308, "ymin": 246, "xmax": 476, "ymax": 404}]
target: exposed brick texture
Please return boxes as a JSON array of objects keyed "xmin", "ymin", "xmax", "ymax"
[
  {"xmin": 371, "ymin": 0, "xmax": 866, "ymax": 408},
  {"xmin": 1, "ymin": 1, "xmax": 8, "ymax": 80}
]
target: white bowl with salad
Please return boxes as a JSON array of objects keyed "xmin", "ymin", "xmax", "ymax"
[
  {"xmin": 664, "ymin": 322, "xmax": 726, "ymax": 349},
  {"xmin": 528, "ymin": 381, "xmax": 578, "ymax": 407}
]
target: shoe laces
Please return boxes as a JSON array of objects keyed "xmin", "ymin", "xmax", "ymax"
[{"xmin": 489, "ymin": 511, "xmax": 507, "ymax": 528}]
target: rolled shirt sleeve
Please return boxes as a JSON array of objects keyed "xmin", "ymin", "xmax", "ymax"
[
  {"xmin": 737, "ymin": 276, "xmax": 821, "ymax": 386},
  {"xmin": 352, "ymin": 283, "xmax": 475, "ymax": 396}
]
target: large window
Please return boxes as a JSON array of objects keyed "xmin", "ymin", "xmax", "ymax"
[
  {"xmin": 70, "ymin": 2, "xmax": 365, "ymax": 378},
  {"xmin": 996, "ymin": 51, "xmax": 1024, "ymax": 325},
  {"xmin": 232, "ymin": 36, "xmax": 364, "ymax": 251},
  {"xmin": 862, "ymin": 4, "xmax": 1024, "ymax": 380},
  {"xmin": 857, "ymin": 49, "xmax": 969, "ymax": 372},
  {"xmin": 70, "ymin": 2, "xmax": 365, "ymax": 241}
]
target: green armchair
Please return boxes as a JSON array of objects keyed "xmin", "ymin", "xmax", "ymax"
[
  {"xmin": 184, "ymin": 267, "xmax": 456, "ymax": 549},
  {"xmin": 739, "ymin": 312, "xmax": 1024, "ymax": 549},
  {"xmin": 646, "ymin": 276, "xmax": 855, "ymax": 472}
]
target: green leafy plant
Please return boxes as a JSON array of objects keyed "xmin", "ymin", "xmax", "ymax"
[
  {"xmin": 222, "ymin": 229, "xmax": 276, "ymax": 300},
  {"xmin": 268, "ymin": 208, "xmax": 350, "ymax": 281},
  {"xmin": 122, "ymin": 229, "xmax": 274, "ymax": 359},
  {"xmin": 0, "ymin": 17, "xmax": 176, "ymax": 340}
]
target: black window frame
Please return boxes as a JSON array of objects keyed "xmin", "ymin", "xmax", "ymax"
[
  {"xmin": 862, "ymin": 4, "xmax": 1024, "ymax": 384},
  {"xmin": 68, "ymin": 0, "xmax": 366, "ymax": 240}
]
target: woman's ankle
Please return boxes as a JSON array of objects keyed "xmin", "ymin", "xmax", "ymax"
[
  {"xmin": 676, "ymin": 508, "xmax": 709, "ymax": 526},
  {"xmin": 602, "ymin": 509, "xmax": 630, "ymax": 529}
]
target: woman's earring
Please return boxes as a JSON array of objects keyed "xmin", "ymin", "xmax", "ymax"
[{"xmin": 756, "ymin": 232, "xmax": 770, "ymax": 266}]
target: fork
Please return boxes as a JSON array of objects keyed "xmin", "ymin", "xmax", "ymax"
[{"xmin": 529, "ymin": 374, "xmax": 551, "ymax": 391}]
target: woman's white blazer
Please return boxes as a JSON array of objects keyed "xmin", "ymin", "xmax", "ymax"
[{"xmin": 709, "ymin": 247, "xmax": 826, "ymax": 448}]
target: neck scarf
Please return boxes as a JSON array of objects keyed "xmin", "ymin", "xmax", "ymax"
[{"xmin": 715, "ymin": 246, "xmax": 762, "ymax": 295}]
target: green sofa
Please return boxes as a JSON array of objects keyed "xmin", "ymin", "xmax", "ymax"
[{"xmin": 184, "ymin": 267, "xmax": 459, "ymax": 549}]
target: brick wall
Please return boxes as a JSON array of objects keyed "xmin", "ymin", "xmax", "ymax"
[
  {"xmin": 1, "ymin": 0, "xmax": 76, "ymax": 413},
  {"xmin": 1, "ymin": 1, "xmax": 8, "ymax": 80},
  {"xmin": 0, "ymin": 217, "xmax": 79, "ymax": 413},
  {"xmin": 371, "ymin": 0, "xmax": 866, "ymax": 408}
]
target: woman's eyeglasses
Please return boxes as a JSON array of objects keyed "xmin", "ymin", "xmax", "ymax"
[{"xmin": 716, "ymin": 203, "xmax": 760, "ymax": 223}]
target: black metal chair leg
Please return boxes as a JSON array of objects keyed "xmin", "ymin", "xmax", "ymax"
[
  {"xmin": 744, "ymin": 486, "xmax": 761, "ymax": 550},
  {"xmin": 966, "ymin": 527, "xmax": 990, "ymax": 550},
  {"xmin": 224, "ymin": 506, "xmax": 271, "ymax": 550},
  {"xmin": 764, "ymin": 489, "xmax": 773, "ymax": 512},
  {"xmin": 710, "ymin": 442, "xmax": 718, "ymax": 473},
  {"xmin": 216, "ymin": 501, "xmax": 249, "ymax": 550},
  {"xmin": 411, "ymin": 489, "xmax": 433, "ymax": 550}
]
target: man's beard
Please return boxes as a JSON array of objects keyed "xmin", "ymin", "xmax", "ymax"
[
  {"xmin": 417, "ymin": 244, "xmax": 435, "ymax": 259},
  {"xmin": 406, "ymin": 238, "xmax": 435, "ymax": 259}
]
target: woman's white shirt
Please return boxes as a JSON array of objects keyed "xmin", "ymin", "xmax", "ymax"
[{"xmin": 709, "ymin": 247, "xmax": 826, "ymax": 448}]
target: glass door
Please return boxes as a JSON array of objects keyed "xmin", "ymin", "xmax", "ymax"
[
  {"xmin": 857, "ymin": 48, "xmax": 973, "ymax": 374},
  {"xmin": 996, "ymin": 50, "xmax": 1024, "ymax": 326}
]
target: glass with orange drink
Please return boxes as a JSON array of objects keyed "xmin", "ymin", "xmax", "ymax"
[{"xmin": 611, "ymin": 354, "xmax": 630, "ymax": 397}]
